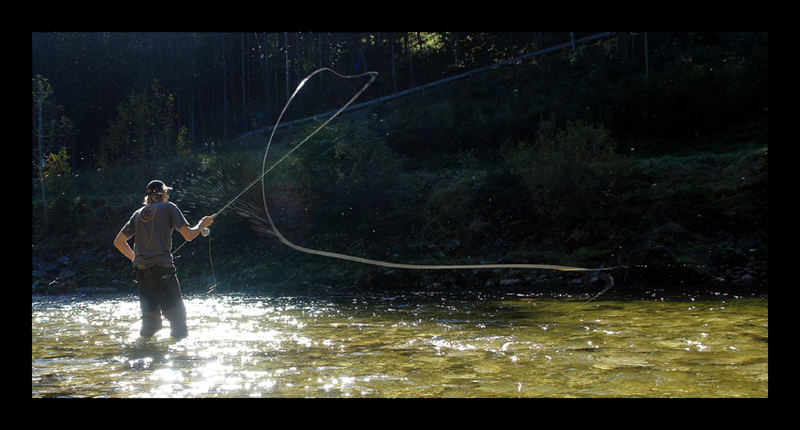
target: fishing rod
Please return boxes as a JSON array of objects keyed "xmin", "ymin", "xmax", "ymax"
[
  {"xmin": 216, "ymin": 68, "xmax": 379, "ymax": 219},
  {"xmin": 172, "ymin": 68, "xmax": 377, "ymax": 255},
  {"xmin": 172, "ymin": 69, "xmax": 378, "ymax": 293}
]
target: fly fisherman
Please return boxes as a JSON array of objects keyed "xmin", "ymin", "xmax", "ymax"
[{"xmin": 113, "ymin": 180, "xmax": 216, "ymax": 340}]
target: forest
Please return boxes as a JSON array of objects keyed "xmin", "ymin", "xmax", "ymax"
[{"xmin": 32, "ymin": 32, "xmax": 768, "ymax": 296}]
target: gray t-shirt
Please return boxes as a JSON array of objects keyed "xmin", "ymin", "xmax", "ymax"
[{"xmin": 121, "ymin": 201, "xmax": 189, "ymax": 267}]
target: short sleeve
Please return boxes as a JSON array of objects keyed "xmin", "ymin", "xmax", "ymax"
[
  {"xmin": 120, "ymin": 210, "xmax": 137, "ymax": 237},
  {"xmin": 168, "ymin": 202, "xmax": 190, "ymax": 230}
]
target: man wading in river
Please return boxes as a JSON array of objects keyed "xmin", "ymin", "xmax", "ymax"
[{"xmin": 113, "ymin": 180, "xmax": 216, "ymax": 340}]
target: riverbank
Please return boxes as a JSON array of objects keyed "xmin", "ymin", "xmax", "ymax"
[
  {"xmin": 31, "ymin": 144, "xmax": 768, "ymax": 298},
  {"xmin": 31, "ymin": 236, "xmax": 767, "ymax": 298}
]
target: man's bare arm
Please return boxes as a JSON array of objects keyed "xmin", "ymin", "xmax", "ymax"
[{"xmin": 113, "ymin": 231, "xmax": 135, "ymax": 262}]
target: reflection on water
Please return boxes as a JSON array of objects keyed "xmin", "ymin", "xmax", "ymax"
[{"xmin": 32, "ymin": 290, "xmax": 768, "ymax": 397}]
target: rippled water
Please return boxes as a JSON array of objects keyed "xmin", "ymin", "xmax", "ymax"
[{"xmin": 32, "ymin": 290, "xmax": 768, "ymax": 397}]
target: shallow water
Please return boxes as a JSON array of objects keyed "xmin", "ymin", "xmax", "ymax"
[{"xmin": 32, "ymin": 290, "xmax": 767, "ymax": 397}]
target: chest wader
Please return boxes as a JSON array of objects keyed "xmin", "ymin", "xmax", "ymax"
[{"xmin": 134, "ymin": 264, "xmax": 188, "ymax": 339}]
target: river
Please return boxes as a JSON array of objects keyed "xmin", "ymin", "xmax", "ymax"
[{"xmin": 32, "ymin": 289, "xmax": 767, "ymax": 397}]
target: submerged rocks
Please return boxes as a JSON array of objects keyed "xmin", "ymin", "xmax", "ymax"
[
  {"xmin": 57, "ymin": 269, "xmax": 75, "ymax": 280},
  {"xmin": 499, "ymin": 278, "xmax": 522, "ymax": 286},
  {"xmin": 32, "ymin": 247, "xmax": 126, "ymax": 295},
  {"xmin": 623, "ymin": 223, "xmax": 767, "ymax": 292},
  {"xmin": 731, "ymin": 273, "xmax": 757, "ymax": 289}
]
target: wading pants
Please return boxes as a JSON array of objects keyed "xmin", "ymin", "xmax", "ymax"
[{"xmin": 134, "ymin": 264, "xmax": 188, "ymax": 339}]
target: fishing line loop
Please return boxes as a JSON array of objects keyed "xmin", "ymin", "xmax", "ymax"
[
  {"xmin": 257, "ymin": 68, "xmax": 619, "ymax": 275},
  {"xmin": 177, "ymin": 66, "xmax": 621, "ymax": 301}
]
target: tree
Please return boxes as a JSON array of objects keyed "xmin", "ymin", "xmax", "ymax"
[
  {"xmin": 33, "ymin": 75, "xmax": 52, "ymax": 228},
  {"xmin": 43, "ymin": 146, "xmax": 71, "ymax": 196},
  {"xmin": 33, "ymin": 74, "xmax": 74, "ymax": 229},
  {"xmin": 99, "ymin": 78, "xmax": 185, "ymax": 168}
]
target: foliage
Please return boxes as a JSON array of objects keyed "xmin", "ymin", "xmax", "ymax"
[
  {"xmin": 284, "ymin": 120, "xmax": 403, "ymax": 250},
  {"xmin": 98, "ymin": 79, "xmax": 184, "ymax": 168},
  {"xmin": 176, "ymin": 126, "xmax": 191, "ymax": 156},
  {"xmin": 31, "ymin": 32, "xmax": 768, "ymax": 292},
  {"xmin": 32, "ymin": 74, "xmax": 52, "ymax": 105},
  {"xmin": 43, "ymin": 146, "xmax": 71, "ymax": 195},
  {"xmin": 33, "ymin": 32, "xmax": 767, "ymax": 171},
  {"xmin": 32, "ymin": 75, "xmax": 75, "ymax": 172},
  {"xmin": 500, "ymin": 115, "xmax": 621, "ymax": 245}
]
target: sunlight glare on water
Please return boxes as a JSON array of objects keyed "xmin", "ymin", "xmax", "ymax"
[{"xmin": 32, "ymin": 291, "xmax": 768, "ymax": 398}]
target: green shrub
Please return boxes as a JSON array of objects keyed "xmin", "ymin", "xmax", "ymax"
[
  {"xmin": 43, "ymin": 146, "xmax": 71, "ymax": 196},
  {"xmin": 501, "ymin": 115, "xmax": 620, "ymax": 245},
  {"xmin": 283, "ymin": 120, "xmax": 404, "ymax": 250}
]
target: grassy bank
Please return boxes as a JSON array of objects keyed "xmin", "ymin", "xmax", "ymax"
[{"xmin": 31, "ymin": 134, "xmax": 767, "ymax": 296}]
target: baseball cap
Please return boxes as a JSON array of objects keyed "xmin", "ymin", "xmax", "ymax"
[{"xmin": 146, "ymin": 179, "xmax": 173, "ymax": 194}]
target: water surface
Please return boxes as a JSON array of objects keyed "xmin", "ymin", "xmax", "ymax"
[{"xmin": 32, "ymin": 290, "xmax": 768, "ymax": 397}]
